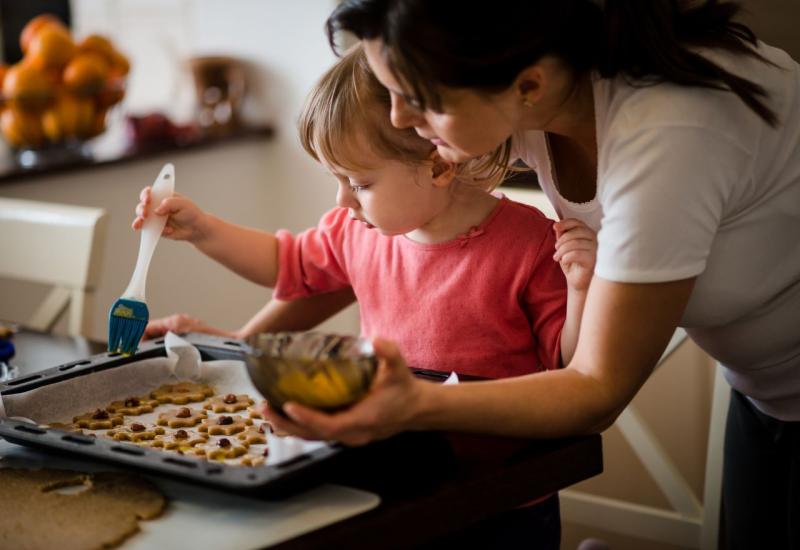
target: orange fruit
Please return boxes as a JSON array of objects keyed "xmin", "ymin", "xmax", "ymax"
[
  {"xmin": 2, "ymin": 63, "xmax": 53, "ymax": 112},
  {"xmin": 26, "ymin": 25, "xmax": 76, "ymax": 71},
  {"xmin": 74, "ymin": 97, "xmax": 95, "ymax": 137},
  {"xmin": 20, "ymin": 14, "xmax": 66, "ymax": 54},
  {"xmin": 42, "ymin": 93, "xmax": 92, "ymax": 142},
  {"xmin": 1, "ymin": 107, "xmax": 45, "ymax": 148},
  {"xmin": 77, "ymin": 34, "xmax": 115, "ymax": 60},
  {"xmin": 63, "ymin": 53, "xmax": 109, "ymax": 95},
  {"xmin": 85, "ymin": 106, "xmax": 108, "ymax": 138},
  {"xmin": 96, "ymin": 77, "xmax": 125, "ymax": 108},
  {"xmin": 109, "ymin": 50, "xmax": 130, "ymax": 77}
]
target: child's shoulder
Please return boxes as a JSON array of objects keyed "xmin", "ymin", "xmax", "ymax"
[{"xmin": 494, "ymin": 197, "xmax": 555, "ymax": 232}]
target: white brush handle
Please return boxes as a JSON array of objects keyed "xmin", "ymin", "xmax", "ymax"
[{"xmin": 123, "ymin": 163, "xmax": 175, "ymax": 301}]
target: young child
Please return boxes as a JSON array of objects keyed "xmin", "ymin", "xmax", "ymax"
[{"xmin": 133, "ymin": 45, "xmax": 596, "ymax": 546}]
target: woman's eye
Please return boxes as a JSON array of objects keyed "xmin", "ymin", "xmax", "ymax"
[{"xmin": 349, "ymin": 184, "xmax": 370, "ymax": 193}]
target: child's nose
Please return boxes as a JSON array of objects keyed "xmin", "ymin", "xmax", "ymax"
[{"xmin": 336, "ymin": 185, "xmax": 359, "ymax": 210}]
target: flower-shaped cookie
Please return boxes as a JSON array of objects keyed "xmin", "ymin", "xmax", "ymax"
[
  {"xmin": 194, "ymin": 437, "xmax": 248, "ymax": 460},
  {"xmin": 240, "ymin": 452, "xmax": 267, "ymax": 467},
  {"xmin": 107, "ymin": 423, "xmax": 165, "ymax": 442},
  {"xmin": 150, "ymin": 429, "xmax": 208, "ymax": 451},
  {"xmin": 73, "ymin": 408, "xmax": 123, "ymax": 430},
  {"xmin": 106, "ymin": 396, "xmax": 159, "ymax": 416},
  {"xmin": 236, "ymin": 424, "xmax": 267, "ymax": 445},
  {"xmin": 204, "ymin": 393, "xmax": 254, "ymax": 414},
  {"xmin": 198, "ymin": 415, "xmax": 252, "ymax": 436},
  {"xmin": 150, "ymin": 382, "xmax": 214, "ymax": 404},
  {"xmin": 248, "ymin": 402, "xmax": 267, "ymax": 420},
  {"xmin": 156, "ymin": 407, "xmax": 207, "ymax": 428}
]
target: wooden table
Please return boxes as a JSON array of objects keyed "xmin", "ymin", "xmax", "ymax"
[{"xmin": 6, "ymin": 329, "xmax": 603, "ymax": 548}]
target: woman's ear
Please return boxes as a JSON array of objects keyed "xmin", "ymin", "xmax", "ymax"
[
  {"xmin": 429, "ymin": 149, "xmax": 457, "ymax": 188},
  {"xmin": 515, "ymin": 63, "xmax": 546, "ymax": 107}
]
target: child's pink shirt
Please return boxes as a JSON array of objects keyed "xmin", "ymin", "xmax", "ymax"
[{"xmin": 274, "ymin": 197, "xmax": 566, "ymax": 378}]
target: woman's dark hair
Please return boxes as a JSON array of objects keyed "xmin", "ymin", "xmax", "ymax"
[{"xmin": 327, "ymin": 0, "xmax": 777, "ymax": 126}]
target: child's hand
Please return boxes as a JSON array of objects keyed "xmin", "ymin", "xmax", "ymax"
[
  {"xmin": 142, "ymin": 313, "xmax": 236, "ymax": 340},
  {"xmin": 131, "ymin": 187, "xmax": 208, "ymax": 243},
  {"xmin": 553, "ymin": 218, "xmax": 596, "ymax": 292}
]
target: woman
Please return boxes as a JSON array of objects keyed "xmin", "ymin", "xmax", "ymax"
[{"xmin": 262, "ymin": 1, "xmax": 800, "ymax": 548}]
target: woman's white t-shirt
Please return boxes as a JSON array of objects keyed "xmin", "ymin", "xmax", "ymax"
[{"xmin": 512, "ymin": 42, "xmax": 800, "ymax": 420}]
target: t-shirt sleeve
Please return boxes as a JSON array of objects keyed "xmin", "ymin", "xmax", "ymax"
[
  {"xmin": 521, "ymin": 222, "xmax": 567, "ymax": 371},
  {"xmin": 274, "ymin": 208, "xmax": 352, "ymax": 300},
  {"xmin": 597, "ymin": 124, "xmax": 750, "ymax": 282}
]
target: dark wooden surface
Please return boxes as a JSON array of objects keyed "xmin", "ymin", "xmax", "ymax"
[
  {"xmin": 8, "ymin": 329, "xmax": 603, "ymax": 548},
  {"xmin": 0, "ymin": 124, "xmax": 274, "ymax": 184}
]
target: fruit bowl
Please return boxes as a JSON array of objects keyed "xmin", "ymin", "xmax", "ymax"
[
  {"xmin": 244, "ymin": 332, "xmax": 378, "ymax": 413},
  {"xmin": 0, "ymin": 14, "xmax": 129, "ymax": 152}
]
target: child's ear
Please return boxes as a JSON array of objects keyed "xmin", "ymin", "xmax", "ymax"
[{"xmin": 429, "ymin": 150, "xmax": 457, "ymax": 188}]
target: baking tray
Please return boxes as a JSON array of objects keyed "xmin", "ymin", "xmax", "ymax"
[{"xmin": 0, "ymin": 333, "xmax": 344, "ymax": 498}]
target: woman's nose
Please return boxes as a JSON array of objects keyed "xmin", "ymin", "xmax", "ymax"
[{"xmin": 390, "ymin": 94, "xmax": 421, "ymax": 129}]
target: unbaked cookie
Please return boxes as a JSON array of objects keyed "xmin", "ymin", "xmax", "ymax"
[
  {"xmin": 248, "ymin": 402, "xmax": 267, "ymax": 419},
  {"xmin": 73, "ymin": 409, "xmax": 123, "ymax": 430},
  {"xmin": 239, "ymin": 452, "xmax": 267, "ymax": 467},
  {"xmin": 198, "ymin": 415, "xmax": 252, "ymax": 436},
  {"xmin": 150, "ymin": 382, "xmax": 214, "ymax": 404},
  {"xmin": 150, "ymin": 429, "xmax": 208, "ymax": 451},
  {"xmin": 0, "ymin": 468, "xmax": 165, "ymax": 550},
  {"xmin": 106, "ymin": 396, "xmax": 159, "ymax": 416},
  {"xmin": 237, "ymin": 424, "xmax": 267, "ymax": 445},
  {"xmin": 156, "ymin": 406, "xmax": 207, "ymax": 428},
  {"xmin": 194, "ymin": 437, "xmax": 248, "ymax": 460},
  {"xmin": 107, "ymin": 423, "xmax": 165, "ymax": 443},
  {"xmin": 204, "ymin": 393, "xmax": 253, "ymax": 413}
]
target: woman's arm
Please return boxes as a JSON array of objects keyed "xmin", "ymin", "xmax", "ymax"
[{"xmin": 266, "ymin": 277, "xmax": 695, "ymax": 443}]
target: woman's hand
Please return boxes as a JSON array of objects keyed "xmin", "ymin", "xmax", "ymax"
[
  {"xmin": 131, "ymin": 187, "xmax": 209, "ymax": 243},
  {"xmin": 553, "ymin": 218, "xmax": 597, "ymax": 292},
  {"xmin": 142, "ymin": 313, "xmax": 237, "ymax": 340},
  {"xmin": 262, "ymin": 338, "xmax": 427, "ymax": 446}
]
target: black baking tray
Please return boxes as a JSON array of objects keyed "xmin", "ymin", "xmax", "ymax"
[{"xmin": 0, "ymin": 333, "xmax": 346, "ymax": 498}]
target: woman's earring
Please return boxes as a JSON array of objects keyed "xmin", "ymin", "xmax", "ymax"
[{"xmin": 523, "ymin": 98, "xmax": 534, "ymax": 108}]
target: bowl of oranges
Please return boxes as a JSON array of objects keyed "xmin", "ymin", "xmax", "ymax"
[{"xmin": 0, "ymin": 14, "xmax": 129, "ymax": 154}]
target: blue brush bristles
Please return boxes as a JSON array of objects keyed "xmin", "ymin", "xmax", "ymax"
[{"xmin": 107, "ymin": 298, "xmax": 149, "ymax": 355}]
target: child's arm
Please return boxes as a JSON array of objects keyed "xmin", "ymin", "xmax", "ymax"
[
  {"xmin": 553, "ymin": 218, "xmax": 597, "ymax": 365},
  {"xmin": 133, "ymin": 186, "xmax": 278, "ymax": 286}
]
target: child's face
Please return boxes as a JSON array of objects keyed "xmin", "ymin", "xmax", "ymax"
[{"xmin": 323, "ymin": 147, "xmax": 450, "ymax": 237}]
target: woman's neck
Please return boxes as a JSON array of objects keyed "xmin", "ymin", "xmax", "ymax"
[
  {"xmin": 530, "ymin": 71, "xmax": 597, "ymax": 160},
  {"xmin": 406, "ymin": 182, "xmax": 499, "ymax": 244}
]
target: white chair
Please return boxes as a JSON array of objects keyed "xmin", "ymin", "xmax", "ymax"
[
  {"xmin": 0, "ymin": 197, "xmax": 108, "ymax": 337},
  {"xmin": 502, "ymin": 186, "xmax": 730, "ymax": 549},
  {"xmin": 560, "ymin": 332, "xmax": 730, "ymax": 550}
]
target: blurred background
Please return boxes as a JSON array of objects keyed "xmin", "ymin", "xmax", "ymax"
[{"xmin": 0, "ymin": 2, "xmax": 796, "ymax": 549}]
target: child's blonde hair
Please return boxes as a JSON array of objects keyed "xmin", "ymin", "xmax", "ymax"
[{"xmin": 299, "ymin": 44, "xmax": 510, "ymax": 190}]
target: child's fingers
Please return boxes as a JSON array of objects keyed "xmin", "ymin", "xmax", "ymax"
[
  {"xmin": 558, "ymin": 250, "xmax": 595, "ymax": 268},
  {"xmin": 139, "ymin": 186, "xmax": 151, "ymax": 204},
  {"xmin": 553, "ymin": 218, "xmax": 587, "ymax": 237},
  {"xmin": 555, "ymin": 232, "xmax": 596, "ymax": 247},
  {"xmin": 153, "ymin": 196, "xmax": 185, "ymax": 216},
  {"xmin": 554, "ymin": 239, "xmax": 597, "ymax": 262}
]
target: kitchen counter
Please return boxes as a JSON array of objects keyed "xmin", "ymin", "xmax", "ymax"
[{"xmin": 0, "ymin": 121, "xmax": 274, "ymax": 185}]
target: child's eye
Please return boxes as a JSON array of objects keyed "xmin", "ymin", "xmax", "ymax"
[{"xmin": 349, "ymin": 184, "xmax": 370, "ymax": 193}]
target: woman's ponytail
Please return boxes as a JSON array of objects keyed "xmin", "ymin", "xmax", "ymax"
[{"xmin": 599, "ymin": 0, "xmax": 777, "ymax": 126}]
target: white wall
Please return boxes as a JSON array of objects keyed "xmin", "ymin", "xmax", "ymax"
[{"xmin": 0, "ymin": 0, "xmax": 360, "ymax": 342}]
